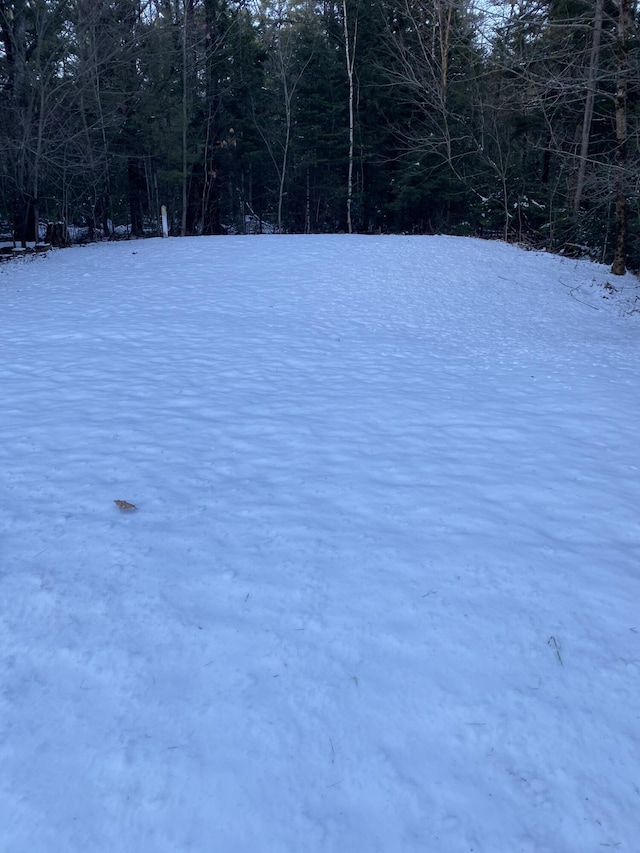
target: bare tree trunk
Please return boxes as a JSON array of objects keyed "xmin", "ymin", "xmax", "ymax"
[
  {"xmin": 76, "ymin": 0, "xmax": 117, "ymax": 238},
  {"xmin": 181, "ymin": 0, "xmax": 190, "ymax": 236},
  {"xmin": 611, "ymin": 0, "xmax": 629, "ymax": 276},
  {"xmin": 200, "ymin": 0, "xmax": 229, "ymax": 236},
  {"xmin": 343, "ymin": 0, "xmax": 358, "ymax": 234},
  {"xmin": 278, "ymin": 65, "xmax": 292, "ymax": 233},
  {"xmin": 573, "ymin": 0, "xmax": 604, "ymax": 212},
  {"xmin": 305, "ymin": 166, "xmax": 311, "ymax": 234},
  {"xmin": 255, "ymin": 3, "xmax": 314, "ymax": 234},
  {"xmin": 435, "ymin": 0, "xmax": 453, "ymax": 99}
]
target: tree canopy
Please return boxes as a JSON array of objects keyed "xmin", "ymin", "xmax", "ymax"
[{"xmin": 1, "ymin": 0, "xmax": 638, "ymax": 270}]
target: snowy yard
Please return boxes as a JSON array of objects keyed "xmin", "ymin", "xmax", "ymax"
[{"xmin": 1, "ymin": 235, "xmax": 639, "ymax": 853}]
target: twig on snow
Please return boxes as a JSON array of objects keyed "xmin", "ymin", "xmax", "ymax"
[{"xmin": 548, "ymin": 636, "xmax": 563, "ymax": 666}]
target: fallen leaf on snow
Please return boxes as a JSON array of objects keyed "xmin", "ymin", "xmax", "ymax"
[{"xmin": 114, "ymin": 500, "xmax": 137, "ymax": 511}]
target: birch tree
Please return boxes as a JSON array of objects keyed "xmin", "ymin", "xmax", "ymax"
[{"xmin": 342, "ymin": 0, "xmax": 358, "ymax": 232}]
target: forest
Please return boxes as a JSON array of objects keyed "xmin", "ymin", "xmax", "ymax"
[{"xmin": 0, "ymin": 0, "xmax": 638, "ymax": 273}]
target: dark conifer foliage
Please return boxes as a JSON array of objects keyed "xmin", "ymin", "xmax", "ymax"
[{"xmin": 0, "ymin": 0, "xmax": 638, "ymax": 269}]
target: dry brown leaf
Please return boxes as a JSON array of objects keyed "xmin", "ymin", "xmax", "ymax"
[{"xmin": 114, "ymin": 499, "xmax": 137, "ymax": 511}]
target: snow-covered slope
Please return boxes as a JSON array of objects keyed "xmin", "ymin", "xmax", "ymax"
[{"xmin": 1, "ymin": 236, "xmax": 639, "ymax": 853}]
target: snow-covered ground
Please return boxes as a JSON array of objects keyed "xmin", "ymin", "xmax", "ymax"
[{"xmin": 1, "ymin": 235, "xmax": 639, "ymax": 853}]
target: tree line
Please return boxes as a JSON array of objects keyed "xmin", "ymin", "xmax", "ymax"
[{"xmin": 1, "ymin": 0, "xmax": 638, "ymax": 273}]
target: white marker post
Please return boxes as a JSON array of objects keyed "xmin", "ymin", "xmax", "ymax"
[{"xmin": 161, "ymin": 205, "xmax": 169, "ymax": 238}]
